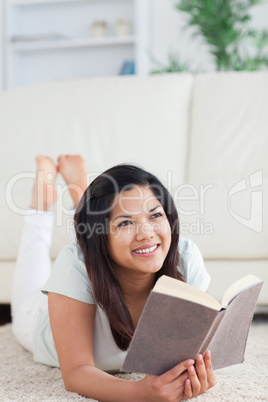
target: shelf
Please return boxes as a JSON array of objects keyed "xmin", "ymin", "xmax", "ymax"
[
  {"xmin": 3, "ymin": 0, "xmax": 151, "ymax": 89},
  {"xmin": 9, "ymin": 35, "xmax": 136, "ymax": 52},
  {"xmin": 10, "ymin": 0, "xmax": 92, "ymax": 6}
]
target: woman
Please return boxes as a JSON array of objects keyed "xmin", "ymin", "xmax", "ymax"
[{"xmin": 12, "ymin": 155, "xmax": 216, "ymax": 401}]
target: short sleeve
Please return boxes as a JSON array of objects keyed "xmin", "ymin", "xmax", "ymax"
[
  {"xmin": 42, "ymin": 243, "xmax": 95, "ymax": 305},
  {"xmin": 178, "ymin": 238, "xmax": 211, "ymax": 292}
]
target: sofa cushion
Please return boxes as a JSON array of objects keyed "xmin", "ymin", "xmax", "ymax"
[
  {"xmin": 185, "ymin": 71, "xmax": 268, "ymax": 259},
  {"xmin": 187, "ymin": 71, "xmax": 268, "ymax": 181},
  {"xmin": 0, "ymin": 74, "xmax": 193, "ymax": 260},
  {"xmin": 205, "ymin": 259, "xmax": 268, "ymax": 305},
  {"xmin": 175, "ymin": 177, "xmax": 268, "ymax": 259}
]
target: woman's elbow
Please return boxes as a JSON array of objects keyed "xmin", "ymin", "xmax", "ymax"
[
  {"xmin": 61, "ymin": 363, "xmax": 95, "ymax": 394},
  {"xmin": 62, "ymin": 374, "xmax": 75, "ymax": 393}
]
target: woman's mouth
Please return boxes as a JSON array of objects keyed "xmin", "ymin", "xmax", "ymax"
[{"xmin": 132, "ymin": 244, "xmax": 160, "ymax": 255}]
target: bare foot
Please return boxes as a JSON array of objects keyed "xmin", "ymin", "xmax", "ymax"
[
  {"xmin": 57, "ymin": 155, "xmax": 88, "ymax": 208},
  {"xmin": 30, "ymin": 156, "xmax": 58, "ymax": 211}
]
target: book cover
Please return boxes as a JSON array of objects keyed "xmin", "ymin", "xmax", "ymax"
[
  {"xmin": 122, "ymin": 275, "xmax": 263, "ymax": 375},
  {"xmin": 120, "ymin": 60, "xmax": 135, "ymax": 75}
]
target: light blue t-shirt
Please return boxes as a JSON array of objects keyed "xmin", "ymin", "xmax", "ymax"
[{"xmin": 33, "ymin": 237, "xmax": 211, "ymax": 371}]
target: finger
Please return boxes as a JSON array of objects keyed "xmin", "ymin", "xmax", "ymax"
[
  {"xmin": 204, "ymin": 350, "xmax": 216, "ymax": 388},
  {"xmin": 187, "ymin": 365, "xmax": 201, "ymax": 397},
  {"xmin": 183, "ymin": 378, "xmax": 192, "ymax": 399},
  {"xmin": 174, "ymin": 370, "xmax": 189, "ymax": 385},
  {"xmin": 173, "ymin": 371, "xmax": 189, "ymax": 398},
  {"xmin": 195, "ymin": 354, "xmax": 208, "ymax": 394},
  {"xmin": 159, "ymin": 359, "xmax": 194, "ymax": 384}
]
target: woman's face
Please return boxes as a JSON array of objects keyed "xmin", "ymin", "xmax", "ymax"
[{"xmin": 108, "ymin": 185, "xmax": 171, "ymax": 278}]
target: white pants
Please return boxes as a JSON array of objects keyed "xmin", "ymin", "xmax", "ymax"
[{"xmin": 11, "ymin": 211, "xmax": 74, "ymax": 353}]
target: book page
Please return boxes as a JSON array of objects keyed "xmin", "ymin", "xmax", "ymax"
[
  {"xmin": 221, "ymin": 275, "xmax": 262, "ymax": 308},
  {"xmin": 154, "ymin": 275, "xmax": 222, "ymax": 311}
]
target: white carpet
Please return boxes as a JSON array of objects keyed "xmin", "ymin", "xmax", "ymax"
[{"xmin": 0, "ymin": 321, "xmax": 267, "ymax": 401}]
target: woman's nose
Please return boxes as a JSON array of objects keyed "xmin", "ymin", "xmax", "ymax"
[{"xmin": 135, "ymin": 221, "xmax": 155, "ymax": 241}]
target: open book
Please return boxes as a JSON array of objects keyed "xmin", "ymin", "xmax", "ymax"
[{"xmin": 122, "ymin": 274, "xmax": 263, "ymax": 375}]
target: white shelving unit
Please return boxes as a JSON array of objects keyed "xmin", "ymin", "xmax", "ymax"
[
  {"xmin": 10, "ymin": 35, "xmax": 137, "ymax": 52},
  {"xmin": 2, "ymin": 0, "xmax": 151, "ymax": 90},
  {"xmin": 0, "ymin": 1, "xmax": 4, "ymax": 91}
]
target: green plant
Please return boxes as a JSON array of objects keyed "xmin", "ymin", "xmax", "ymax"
[
  {"xmin": 151, "ymin": 52, "xmax": 190, "ymax": 74},
  {"xmin": 175, "ymin": 0, "xmax": 268, "ymax": 71}
]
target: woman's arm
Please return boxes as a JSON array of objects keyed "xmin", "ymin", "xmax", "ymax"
[
  {"xmin": 48, "ymin": 292, "xmax": 141, "ymax": 401},
  {"xmin": 48, "ymin": 293, "xmax": 215, "ymax": 401}
]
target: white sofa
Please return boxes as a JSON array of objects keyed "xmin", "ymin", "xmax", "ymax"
[{"xmin": 0, "ymin": 72, "xmax": 267, "ymax": 306}]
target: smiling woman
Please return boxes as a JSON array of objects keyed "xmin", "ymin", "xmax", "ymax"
[
  {"xmin": 11, "ymin": 156, "xmax": 215, "ymax": 402},
  {"xmin": 74, "ymin": 165, "xmax": 183, "ymax": 352},
  {"xmin": 109, "ymin": 187, "xmax": 172, "ymax": 287}
]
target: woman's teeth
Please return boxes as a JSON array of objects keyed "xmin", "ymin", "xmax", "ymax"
[{"xmin": 133, "ymin": 245, "xmax": 158, "ymax": 254}]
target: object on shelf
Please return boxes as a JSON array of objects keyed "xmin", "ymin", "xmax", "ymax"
[
  {"xmin": 115, "ymin": 18, "xmax": 132, "ymax": 36},
  {"xmin": 10, "ymin": 33, "xmax": 68, "ymax": 42},
  {"xmin": 120, "ymin": 60, "xmax": 135, "ymax": 75},
  {"xmin": 91, "ymin": 20, "xmax": 108, "ymax": 38}
]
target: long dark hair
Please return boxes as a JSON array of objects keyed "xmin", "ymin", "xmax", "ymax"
[{"xmin": 74, "ymin": 164, "xmax": 183, "ymax": 350}]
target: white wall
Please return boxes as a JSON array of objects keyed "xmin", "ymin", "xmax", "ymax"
[{"xmin": 150, "ymin": 0, "xmax": 214, "ymax": 72}]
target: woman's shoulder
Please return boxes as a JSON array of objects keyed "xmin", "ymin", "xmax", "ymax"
[
  {"xmin": 178, "ymin": 237, "xmax": 196, "ymax": 255},
  {"xmin": 178, "ymin": 237, "xmax": 203, "ymax": 271},
  {"xmin": 178, "ymin": 237, "xmax": 211, "ymax": 291},
  {"xmin": 60, "ymin": 241, "xmax": 85, "ymax": 267},
  {"xmin": 178, "ymin": 236, "xmax": 204, "ymax": 268},
  {"xmin": 42, "ymin": 242, "xmax": 95, "ymax": 304}
]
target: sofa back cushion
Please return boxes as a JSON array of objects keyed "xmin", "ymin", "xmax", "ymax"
[
  {"xmin": 187, "ymin": 71, "xmax": 268, "ymax": 181},
  {"xmin": 0, "ymin": 74, "xmax": 193, "ymax": 260},
  {"xmin": 184, "ymin": 72, "xmax": 268, "ymax": 259}
]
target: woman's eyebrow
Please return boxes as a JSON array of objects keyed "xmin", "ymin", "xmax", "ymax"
[
  {"xmin": 113, "ymin": 205, "xmax": 162, "ymax": 222},
  {"xmin": 113, "ymin": 214, "xmax": 132, "ymax": 222},
  {"xmin": 149, "ymin": 205, "xmax": 162, "ymax": 213}
]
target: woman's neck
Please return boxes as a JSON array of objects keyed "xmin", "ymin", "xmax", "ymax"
[
  {"xmin": 114, "ymin": 270, "xmax": 156, "ymax": 329},
  {"xmin": 115, "ymin": 269, "xmax": 155, "ymax": 303}
]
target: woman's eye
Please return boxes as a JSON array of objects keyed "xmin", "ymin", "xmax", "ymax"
[
  {"xmin": 151, "ymin": 212, "xmax": 163, "ymax": 219},
  {"xmin": 117, "ymin": 220, "xmax": 133, "ymax": 228}
]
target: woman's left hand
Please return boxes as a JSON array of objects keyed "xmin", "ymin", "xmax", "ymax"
[{"xmin": 183, "ymin": 350, "xmax": 216, "ymax": 399}]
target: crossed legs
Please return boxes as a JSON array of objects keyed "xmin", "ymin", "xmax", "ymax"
[{"xmin": 11, "ymin": 155, "xmax": 88, "ymax": 352}]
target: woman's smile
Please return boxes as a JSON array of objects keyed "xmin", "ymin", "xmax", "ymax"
[{"xmin": 132, "ymin": 243, "xmax": 160, "ymax": 256}]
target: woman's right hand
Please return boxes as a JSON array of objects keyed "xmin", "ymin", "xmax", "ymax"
[{"xmin": 137, "ymin": 359, "xmax": 195, "ymax": 402}]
